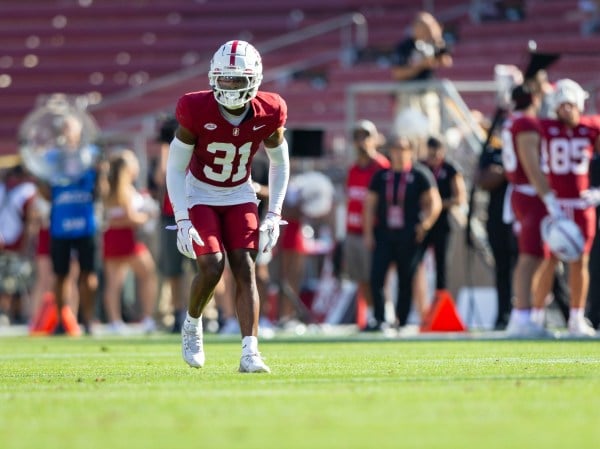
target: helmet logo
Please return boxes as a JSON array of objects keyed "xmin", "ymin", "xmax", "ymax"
[{"xmin": 228, "ymin": 40, "xmax": 241, "ymax": 65}]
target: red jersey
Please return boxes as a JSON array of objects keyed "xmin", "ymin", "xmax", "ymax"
[
  {"xmin": 539, "ymin": 118, "xmax": 600, "ymax": 199},
  {"xmin": 176, "ymin": 90, "xmax": 287, "ymax": 187},
  {"xmin": 346, "ymin": 153, "xmax": 390, "ymax": 234},
  {"xmin": 501, "ymin": 112, "xmax": 542, "ymax": 186}
]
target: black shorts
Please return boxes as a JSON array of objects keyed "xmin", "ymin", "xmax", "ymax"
[{"xmin": 50, "ymin": 235, "xmax": 97, "ymax": 276}]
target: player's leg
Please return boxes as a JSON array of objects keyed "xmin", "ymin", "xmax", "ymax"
[
  {"xmin": 102, "ymin": 259, "xmax": 129, "ymax": 332},
  {"xmin": 567, "ymin": 209, "xmax": 596, "ymax": 336},
  {"xmin": 76, "ymin": 236, "xmax": 98, "ymax": 334},
  {"xmin": 129, "ymin": 246, "xmax": 158, "ymax": 333},
  {"xmin": 507, "ymin": 193, "xmax": 549, "ymax": 336},
  {"xmin": 50, "ymin": 238, "xmax": 72, "ymax": 334},
  {"xmin": 180, "ymin": 205, "xmax": 226, "ymax": 368},
  {"xmin": 222, "ymin": 202, "xmax": 269, "ymax": 373}
]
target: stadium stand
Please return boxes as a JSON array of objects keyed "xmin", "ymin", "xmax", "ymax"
[{"xmin": 0, "ymin": 0, "xmax": 598, "ymax": 156}]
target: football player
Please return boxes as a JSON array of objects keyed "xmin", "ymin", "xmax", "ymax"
[
  {"xmin": 166, "ymin": 40, "xmax": 290, "ymax": 372},
  {"xmin": 534, "ymin": 79, "xmax": 600, "ymax": 336},
  {"xmin": 501, "ymin": 84, "xmax": 558, "ymax": 337}
]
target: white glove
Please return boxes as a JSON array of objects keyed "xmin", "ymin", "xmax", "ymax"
[
  {"xmin": 176, "ymin": 219, "xmax": 203, "ymax": 259},
  {"xmin": 542, "ymin": 192, "xmax": 564, "ymax": 219},
  {"xmin": 581, "ymin": 188, "xmax": 600, "ymax": 208},
  {"xmin": 259, "ymin": 212, "xmax": 283, "ymax": 253}
]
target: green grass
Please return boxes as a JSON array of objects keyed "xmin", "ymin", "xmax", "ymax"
[{"xmin": 0, "ymin": 335, "xmax": 599, "ymax": 449}]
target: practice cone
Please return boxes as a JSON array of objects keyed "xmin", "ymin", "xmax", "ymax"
[
  {"xmin": 420, "ymin": 289, "xmax": 467, "ymax": 332},
  {"xmin": 29, "ymin": 292, "xmax": 81, "ymax": 336},
  {"xmin": 356, "ymin": 287, "xmax": 368, "ymax": 330},
  {"xmin": 60, "ymin": 305, "xmax": 81, "ymax": 336},
  {"xmin": 29, "ymin": 292, "xmax": 58, "ymax": 335}
]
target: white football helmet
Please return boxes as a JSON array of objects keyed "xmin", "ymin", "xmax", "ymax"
[
  {"xmin": 541, "ymin": 216, "xmax": 585, "ymax": 262},
  {"xmin": 552, "ymin": 78, "xmax": 589, "ymax": 112},
  {"xmin": 208, "ymin": 40, "xmax": 263, "ymax": 109}
]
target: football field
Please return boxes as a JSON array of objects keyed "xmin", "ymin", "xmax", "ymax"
[{"xmin": 0, "ymin": 334, "xmax": 599, "ymax": 449}]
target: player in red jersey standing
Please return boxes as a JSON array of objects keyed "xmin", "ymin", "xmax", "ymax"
[
  {"xmin": 166, "ymin": 40, "xmax": 290, "ymax": 372},
  {"xmin": 344, "ymin": 120, "xmax": 390, "ymax": 330},
  {"xmin": 501, "ymin": 85, "xmax": 559, "ymax": 337},
  {"xmin": 534, "ymin": 79, "xmax": 600, "ymax": 336}
]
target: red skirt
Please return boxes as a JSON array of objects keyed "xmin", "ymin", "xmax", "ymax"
[{"xmin": 103, "ymin": 228, "xmax": 147, "ymax": 259}]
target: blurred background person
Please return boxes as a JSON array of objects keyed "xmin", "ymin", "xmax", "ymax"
[
  {"xmin": 0, "ymin": 158, "xmax": 37, "ymax": 325},
  {"xmin": 500, "ymin": 84, "xmax": 555, "ymax": 337},
  {"xmin": 343, "ymin": 119, "xmax": 389, "ymax": 330},
  {"xmin": 250, "ymin": 150, "xmax": 277, "ymax": 333},
  {"xmin": 585, "ymin": 118, "xmax": 600, "ymax": 329},
  {"xmin": 36, "ymin": 113, "xmax": 102, "ymax": 335},
  {"xmin": 533, "ymin": 80, "xmax": 599, "ymax": 336},
  {"xmin": 391, "ymin": 11, "xmax": 453, "ymax": 138},
  {"xmin": 363, "ymin": 134, "xmax": 441, "ymax": 331},
  {"xmin": 101, "ymin": 149, "xmax": 158, "ymax": 334},
  {"xmin": 420, "ymin": 135, "xmax": 467, "ymax": 296},
  {"xmin": 474, "ymin": 128, "xmax": 517, "ymax": 330},
  {"xmin": 153, "ymin": 115, "xmax": 197, "ymax": 333},
  {"xmin": 28, "ymin": 195, "xmax": 80, "ymax": 332}
]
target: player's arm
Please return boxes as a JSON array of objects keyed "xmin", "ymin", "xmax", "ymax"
[
  {"xmin": 516, "ymin": 130, "xmax": 560, "ymax": 216},
  {"xmin": 166, "ymin": 125, "xmax": 195, "ymax": 222},
  {"xmin": 417, "ymin": 186, "xmax": 442, "ymax": 243},
  {"xmin": 447, "ymin": 172, "xmax": 467, "ymax": 209},
  {"xmin": 391, "ymin": 59, "xmax": 433, "ymax": 81},
  {"xmin": 263, "ymin": 126, "xmax": 290, "ymax": 217},
  {"xmin": 362, "ymin": 190, "xmax": 378, "ymax": 250},
  {"xmin": 475, "ymin": 163, "xmax": 505, "ymax": 191},
  {"xmin": 516, "ymin": 131, "xmax": 549, "ymax": 196},
  {"xmin": 35, "ymin": 180, "xmax": 51, "ymax": 202}
]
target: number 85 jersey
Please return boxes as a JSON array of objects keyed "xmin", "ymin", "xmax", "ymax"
[
  {"xmin": 539, "ymin": 118, "xmax": 600, "ymax": 199},
  {"xmin": 175, "ymin": 90, "xmax": 287, "ymax": 188}
]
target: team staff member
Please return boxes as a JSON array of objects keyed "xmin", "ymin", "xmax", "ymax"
[
  {"xmin": 38, "ymin": 115, "xmax": 102, "ymax": 335},
  {"xmin": 363, "ymin": 134, "xmax": 441, "ymax": 330},
  {"xmin": 475, "ymin": 139, "xmax": 517, "ymax": 330},
  {"xmin": 420, "ymin": 135, "xmax": 467, "ymax": 292},
  {"xmin": 344, "ymin": 119, "xmax": 390, "ymax": 330}
]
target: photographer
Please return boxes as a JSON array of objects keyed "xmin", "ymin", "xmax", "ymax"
[{"xmin": 391, "ymin": 11, "xmax": 453, "ymax": 139}]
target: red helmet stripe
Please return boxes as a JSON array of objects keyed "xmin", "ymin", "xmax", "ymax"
[{"xmin": 229, "ymin": 40, "xmax": 239, "ymax": 65}]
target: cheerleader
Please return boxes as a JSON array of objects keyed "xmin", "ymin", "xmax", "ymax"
[{"xmin": 102, "ymin": 149, "xmax": 158, "ymax": 333}]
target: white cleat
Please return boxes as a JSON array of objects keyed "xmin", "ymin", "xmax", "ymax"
[
  {"xmin": 568, "ymin": 317, "xmax": 597, "ymax": 337},
  {"xmin": 239, "ymin": 353, "xmax": 271, "ymax": 373},
  {"xmin": 181, "ymin": 320, "xmax": 205, "ymax": 368},
  {"xmin": 506, "ymin": 320, "xmax": 555, "ymax": 339}
]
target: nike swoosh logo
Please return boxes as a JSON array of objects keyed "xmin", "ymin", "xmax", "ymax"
[{"xmin": 253, "ymin": 125, "xmax": 266, "ymax": 131}]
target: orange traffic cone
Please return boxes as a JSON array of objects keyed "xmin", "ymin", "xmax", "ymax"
[
  {"xmin": 29, "ymin": 292, "xmax": 81, "ymax": 336},
  {"xmin": 420, "ymin": 289, "xmax": 467, "ymax": 332},
  {"xmin": 60, "ymin": 305, "xmax": 81, "ymax": 337},
  {"xmin": 356, "ymin": 287, "xmax": 368, "ymax": 330},
  {"xmin": 29, "ymin": 292, "xmax": 58, "ymax": 336}
]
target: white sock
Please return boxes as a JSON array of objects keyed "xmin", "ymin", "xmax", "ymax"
[
  {"xmin": 514, "ymin": 309, "xmax": 531, "ymax": 325},
  {"xmin": 242, "ymin": 336, "xmax": 258, "ymax": 355},
  {"xmin": 530, "ymin": 308, "xmax": 545, "ymax": 326},
  {"xmin": 186, "ymin": 312, "xmax": 199, "ymax": 326},
  {"xmin": 569, "ymin": 308, "xmax": 584, "ymax": 322}
]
